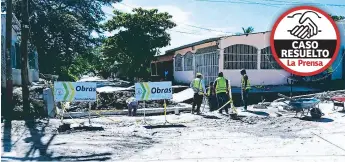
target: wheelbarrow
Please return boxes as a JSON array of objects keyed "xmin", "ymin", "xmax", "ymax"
[{"xmin": 278, "ymin": 94, "xmax": 323, "ymax": 119}]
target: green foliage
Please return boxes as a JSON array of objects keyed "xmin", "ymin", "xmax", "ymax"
[
  {"xmin": 12, "ymin": 0, "xmax": 121, "ymax": 81},
  {"xmin": 102, "ymin": 8, "xmax": 176, "ymax": 80},
  {"xmin": 329, "ymin": 14, "xmax": 345, "ymax": 22},
  {"xmin": 242, "ymin": 26, "xmax": 254, "ymax": 34}
]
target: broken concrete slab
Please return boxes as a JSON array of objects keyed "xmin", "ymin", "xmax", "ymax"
[{"xmin": 172, "ymin": 88, "xmax": 194, "ymax": 103}]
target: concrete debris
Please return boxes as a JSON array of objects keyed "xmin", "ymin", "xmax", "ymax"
[
  {"xmin": 172, "ymin": 88, "xmax": 194, "ymax": 103},
  {"xmin": 12, "ymin": 84, "xmax": 48, "ymax": 118}
]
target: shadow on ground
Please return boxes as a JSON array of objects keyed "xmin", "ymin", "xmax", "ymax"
[
  {"xmin": 247, "ymin": 110, "xmax": 270, "ymax": 117},
  {"xmin": 2, "ymin": 120, "xmax": 12, "ymax": 152},
  {"xmin": 1, "ymin": 152, "xmax": 113, "ymax": 161},
  {"xmin": 2, "ymin": 119, "xmax": 113, "ymax": 161},
  {"xmin": 201, "ymin": 114, "xmax": 222, "ymax": 119},
  {"xmin": 300, "ymin": 116, "xmax": 334, "ymax": 123},
  {"xmin": 144, "ymin": 124, "xmax": 186, "ymax": 129}
]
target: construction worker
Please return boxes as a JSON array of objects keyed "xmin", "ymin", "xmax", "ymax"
[
  {"xmin": 214, "ymin": 72, "xmax": 230, "ymax": 114},
  {"xmin": 206, "ymin": 82, "xmax": 217, "ymax": 111},
  {"xmin": 190, "ymin": 73, "xmax": 206, "ymax": 115},
  {"xmin": 126, "ymin": 97, "xmax": 138, "ymax": 116},
  {"xmin": 240, "ymin": 69, "xmax": 251, "ymax": 111}
]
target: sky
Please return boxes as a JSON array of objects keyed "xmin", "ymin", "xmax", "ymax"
[{"xmin": 101, "ymin": 0, "xmax": 345, "ymax": 54}]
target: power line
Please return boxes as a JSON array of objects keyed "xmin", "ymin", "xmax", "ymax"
[
  {"xmin": 262, "ymin": 0, "xmax": 345, "ymax": 7},
  {"xmin": 180, "ymin": 23, "xmax": 234, "ymax": 34},
  {"xmin": 195, "ymin": 0, "xmax": 345, "ymax": 7},
  {"xmin": 117, "ymin": 2, "xmax": 235, "ymax": 35},
  {"xmin": 169, "ymin": 29, "xmax": 202, "ymax": 35}
]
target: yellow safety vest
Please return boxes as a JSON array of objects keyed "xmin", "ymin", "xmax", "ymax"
[
  {"xmin": 192, "ymin": 78, "xmax": 203, "ymax": 94},
  {"xmin": 241, "ymin": 75, "xmax": 251, "ymax": 90},
  {"xmin": 207, "ymin": 88, "xmax": 211, "ymax": 96},
  {"xmin": 216, "ymin": 77, "xmax": 227, "ymax": 94}
]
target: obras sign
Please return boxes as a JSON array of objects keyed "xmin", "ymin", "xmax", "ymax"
[
  {"xmin": 54, "ymin": 82, "xmax": 97, "ymax": 102},
  {"xmin": 135, "ymin": 81, "xmax": 173, "ymax": 101}
]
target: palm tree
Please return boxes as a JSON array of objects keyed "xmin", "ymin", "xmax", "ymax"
[
  {"xmin": 329, "ymin": 14, "xmax": 345, "ymax": 22},
  {"xmin": 242, "ymin": 26, "xmax": 254, "ymax": 34}
]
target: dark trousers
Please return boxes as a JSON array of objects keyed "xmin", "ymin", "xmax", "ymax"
[
  {"xmin": 192, "ymin": 93, "xmax": 203, "ymax": 113},
  {"xmin": 242, "ymin": 89, "xmax": 249, "ymax": 110},
  {"xmin": 208, "ymin": 95, "xmax": 217, "ymax": 112},
  {"xmin": 128, "ymin": 105, "xmax": 137, "ymax": 116},
  {"xmin": 217, "ymin": 92, "xmax": 229, "ymax": 113}
]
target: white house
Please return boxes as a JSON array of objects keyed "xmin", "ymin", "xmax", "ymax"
[
  {"xmin": 171, "ymin": 22, "xmax": 345, "ymax": 87},
  {"xmin": 1, "ymin": 11, "xmax": 39, "ymax": 87}
]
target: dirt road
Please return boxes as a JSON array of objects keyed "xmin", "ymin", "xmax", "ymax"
[{"xmin": 2, "ymin": 102, "xmax": 345, "ymax": 161}]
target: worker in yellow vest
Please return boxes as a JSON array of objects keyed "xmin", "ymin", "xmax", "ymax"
[
  {"xmin": 213, "ymin": 72, "xmax": 230, "ymax": 114},
  {"xmin": 240, "ymin": 69, "xmax": 251, "ymax": 111},
  {"xmin": 206, "ymin": 81, "xmax": 217, "ymax": 111},
  {"xmin": 190, "ymin": 73, "xmax": 206, "ymax": 114}
]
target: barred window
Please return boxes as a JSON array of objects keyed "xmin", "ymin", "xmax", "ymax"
[
  {"xmin": 223, "ymin": 44, "xmax": 258, "ymax": 69},
  {"xmin": 175, "ymin": 54, "xmax": 183, "ymax": 71},
  {"xmin": 184, "ymin": 52, "xmax": 193, "ymax": 71},
  {"xmin": 260, "ymin": 46, "xmax": 282, "ymax": 69}
]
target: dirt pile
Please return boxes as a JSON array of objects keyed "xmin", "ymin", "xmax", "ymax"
[
  {"xmin": 11, "ymin": 84, "xmax": 48, "ymax": 118},
  {"xmin": 70, "ymin": 90, "xmax": 181, "ymax": 111}
]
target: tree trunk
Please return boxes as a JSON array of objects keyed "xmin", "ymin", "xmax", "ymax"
[
  {"xmin": 5, "ymin": 0, "xmax": 13, "ymax": 120},
  {"xmin": 21, "ymin": 0, "xmax": 30, "ymax": 118}
]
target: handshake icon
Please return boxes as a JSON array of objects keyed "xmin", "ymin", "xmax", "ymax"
[{"xmin": 288, "ymin": 11, "xmax": 322, "ymax": 39}]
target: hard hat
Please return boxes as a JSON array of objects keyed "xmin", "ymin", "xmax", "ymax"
[{"xmin": 196, "ymin": 73, "xmax": 202, "ymax": 76}]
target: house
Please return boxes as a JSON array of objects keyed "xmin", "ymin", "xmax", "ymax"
[
  {"xmin": 1, "ymin": 9, "xmax": 39, "ymax": 87},
  {"xmin": 151, "ymin": 37, "xmax": 221, "ymax": 83},
  {"xmin": 150, "ymin": 52, "xmax": 174, "ymax": 81},
  {"xmin": 168, "ymin": 22, "xmax": 345, "ymax": 87}
]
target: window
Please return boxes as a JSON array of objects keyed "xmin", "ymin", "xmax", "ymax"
[
  {"xmin": 175, "ymin": 54, "xmax": 183, "ymax": 71},
  {"xmin": 151, "ymin": 63, "xmax": 157, "ymax": 76},
  {"xmin": 184, "ymin": 52, "xmax": 193, "ymax": 71},
  {"xmin": 223, "ymin": 44, "xmax": 258, "ymax": 69},
  {"xmin": 260, "ymin": 46, "xmax": 282, "ymax": 69}
]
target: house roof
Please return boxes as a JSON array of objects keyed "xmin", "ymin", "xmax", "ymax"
[
  {"xmin": 156, "ymin": 31, "xmax": 272, "ymax": 58},
  {"xmin": 165, "ymin": 36, "xmax": 222, "ymax": 54}
]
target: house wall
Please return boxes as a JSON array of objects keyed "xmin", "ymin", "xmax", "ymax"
[
  {"xmin": 172, "ymin": 22, "xmax": 345, "ymax": 86},
  {"xmin": 1, "ymin": 13, "xmax": 39, "ymax": 88},
  {"xmin": 219, "ymin": 32, "xmax": 290, "ymax": 87},
  {"xmin": 173, "ymin": 41, "xmax": 218, "ymax": 84}
]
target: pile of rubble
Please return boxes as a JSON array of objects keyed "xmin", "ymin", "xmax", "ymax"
[
  {"xmin": 11, "ymin": 80, "xmax": 48, "ymax": 118},
  {"xmin": 69, "ymin": 90, "xmax": 181, "ymax": 111},
  {"xmin": 9, "ymin": 76, "xmax": 184, "ymax": 115}
]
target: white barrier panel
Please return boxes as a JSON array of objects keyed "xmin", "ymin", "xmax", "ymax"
[
  {"xmin": 54, "ymin": 82, "xmax": 97, "ymax": 102},
  {"xmin": 135, "ymin": 81, "xmax": 172, "ymax": 101}
]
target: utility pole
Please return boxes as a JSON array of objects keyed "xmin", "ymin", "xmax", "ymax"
[
  {"xmin": 5, "ymin": 0, "xmax": 13, "ymax": 119},
  {"xmin": 21, "ymin": 0, "xmax": 30, "ymax": 118}
]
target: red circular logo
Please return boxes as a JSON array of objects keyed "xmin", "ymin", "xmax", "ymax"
[{"xmin": 270, "ymin": 6, "xmax": 340, "ymax": 76}]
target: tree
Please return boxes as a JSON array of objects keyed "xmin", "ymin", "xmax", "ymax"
[
  {"xmin": 12, "ymin": 0, "xmax": 121, "ymax": 81},
  {"xmin": 102, "ymin": 8, "xmax": 176, "ymax": 80},
  {"xmin": 329, "ymin": 14, "xmax": 345, "ymax": 22},
  {"xmin": 242, "ymin": 26, "xmax": 254, "ymax": 34}
]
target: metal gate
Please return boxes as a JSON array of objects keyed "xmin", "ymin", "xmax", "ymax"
[{"xmin": 194, "ymin": 51, "xmax": 219, "ymax": 86}]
